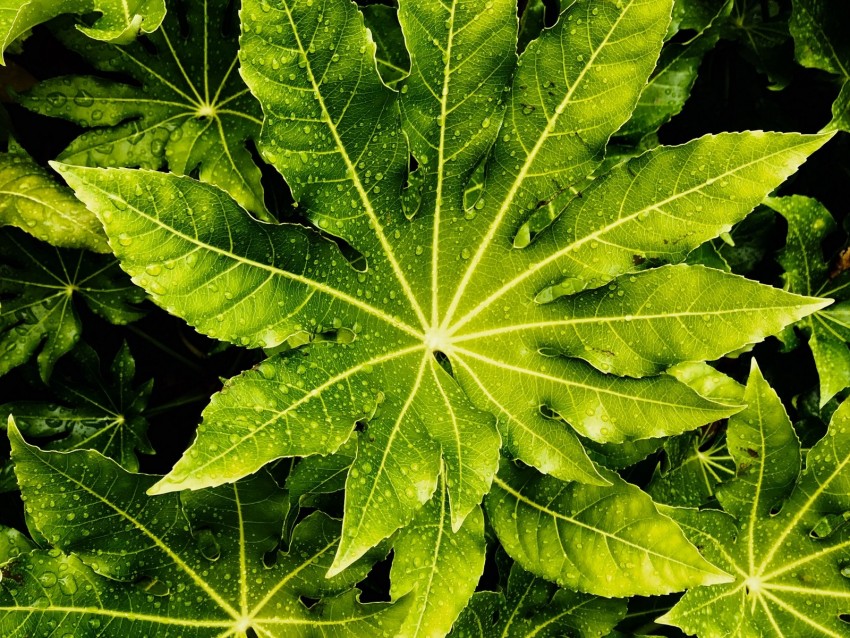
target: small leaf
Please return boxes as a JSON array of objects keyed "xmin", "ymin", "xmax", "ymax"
[
  {"xmin": 767, "ymin": 195, "xmax": 850, "ymax": 405},
  {"xmin": 22, "ymin": 0, "xmax": 267, "ymax": 217},
  {"xmin": 0, "ymin": 342, "xmax": 154, "ymax": 470},
  {"xmin": 0, "ymin": 228, "xmax": 145, "ymax": 381}
]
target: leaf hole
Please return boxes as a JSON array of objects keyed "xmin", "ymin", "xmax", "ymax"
[
  {"xmin": 541, "ymin": 0, "xmax": 559, "ymax": 27},
  {"xmin": 538, "ymin": 404, "xmax": 558, "ymax": 420},
  {"xmin": 433, "ymin": 350, "xmax": 453, "ymax": 377}
]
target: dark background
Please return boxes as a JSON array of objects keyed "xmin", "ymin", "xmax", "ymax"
[{"xmin": 1, "ymin": 0, "xmax": 847, "ymax": 634}]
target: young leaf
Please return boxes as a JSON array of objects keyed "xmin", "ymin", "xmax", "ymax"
[
  {"xmin": 58, "ymin": 0, "xmax": 830, "ymax": 574},
  {"xmin": 660, "ymin": 362, "xmax": 850, "ymax": 638},
  {"xmin": 449, "ymin": 561, "xmax": 627, "ymax": 638},
  {"xmin": 0, "ymin": 144, "xmax": 107, "ymax": 252},
  {"xmin": 765, "ymin": 195, "xmax": 850, "ymax": 406},
  {"xmin": 0, "ymin": 0, "xmax": 165, "ymax": 62},
  {"xmin": 0, "ymin": 342, "xmax": 154, "ymax": 471},
  {"xmin": 21, "ymin": 0, "xmax": 268, "ymax": 217},
  {"xmin": 487, "ymin": 460, "xmax": 732, "ymax": 596},
  {"xmin": 1, "ymin": 424, "xmax": 411, "ymax": 637},
  {"xmin": 0, "ymin": 228, "xmax": 145, "ymax": 381},
  {"xmin": 617, "ymin": 33, "xmax": 718, "ymax": 141}
]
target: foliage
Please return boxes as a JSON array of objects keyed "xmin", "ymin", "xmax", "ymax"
[{"xmin": 0, "ymin": 0, "xmax": 849, "ymax": 636}]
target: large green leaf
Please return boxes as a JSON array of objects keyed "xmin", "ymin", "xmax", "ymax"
[
  {"xmin": 58, "ymin": 0, "xmax": 829, "ymax": 585},
  {"xmin": 0, "ymin": 0, "xmax": 165, "ymax": 62},
  {"xmin": 449, "ymin": 561, "xmax": 626, "ymax": 638},
  {"xmin": 661, "ymin": 362, "xmax": 850, "ymax": 637},
  {"xmin": 21, "ymin": 0, "xmax": 268, "ymax": 217},
  {"xmin": 0, "ymin": 144, "xmax": 107, "ymax": 252},
  {"xmin": 0, "ymin": 228, "xmax": 144, "ymax": 381},
  {"xmin": 765, "ymin": 195, "xmax": 850, "ymax": 406},
  {"xmin": 0, "ymin": 341, "xmax": 154, "ymax": 476},
  {"xmin": 0, "ymin": 422, "xmax": 411, "ymax": 637}
]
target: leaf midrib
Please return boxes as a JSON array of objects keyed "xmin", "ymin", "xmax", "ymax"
[
  {"xmin": 450, "ymin": 136, "xmax": 823, "ymax": 336},
  {"xmin": 441, "ymin": 0, "xmax": 636, "ymax": 331},
  {"xmin": 277, "ymin": 0, "xmax": 429, "ymax": 331},
  {"xmin": 92, "ymin": 179, "xmax": 423, "ymax": 339},
  {"xmin": 492, "ymin": 475, "xmax": 719, "ymax": 573}
]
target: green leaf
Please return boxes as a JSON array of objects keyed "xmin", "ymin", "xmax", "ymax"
[
  {"xmin": 487, "ymin": 459, "xmax": 732, "ymax": 596},
  {"xmin": 58, "ymin": 0, "xmax": 829, "ymax": 576},
  {"xmin": 0, "ymin": 144, "xmax": 107, "ymax": 252},
  {"xmin": 790, "ymin": 0, "xmax": 850, "ymax": 75},
  {"xmin": 0, "ymin": 0, "xmax": 165, "ymax": 62},
  {"xmin": 449, "ymin": 561, "xmax": 626, "ymax": 638},
  {"xmin": 390, "ymin": 475, "xmax": 486, "ymax": 638},
  {"xmin": 457, "ymin": 264, "xmax": 828, "ymax": 378},
  {"xmin": 617, "ymin": 30, "xmax": 721, "ymax": 140},
  {"xmin": 661, "ymin": 362, "xmax": 850, "ymax": 637},
  {"xmin": 1, "ymin": 423, "xmax": 411, "ymax": 636},
  {"xmin": 0, "ymin": 228, "xmax": 145, "ymax": 381},
  {"xmin": 0, "ymin": 342, "xmax": 154, "ymax": 471},
  {"xmin": 766, "ymin": 195, "xmax": 850, "ymax": 406},
  {"xmin": 21, "ymin": 0, "xmax": 268, "ymax": 218},
  {"xmin": 517, "ymin": 0, "xmax": 547, "ymax": 53},
  {"xmin": 362, "ymin": 4, "xmax": 410, "ymax": 89},
  {"xmin": 724, "ymin": 0, "xmax": 793, "ymax": 90},
  {"xmin": 0, "ymin": 524, "xmax": 34, "ymax": 563},
  {"xmin": 648, "ymin": 424, "xmax": 736, "ymax": 507},
  {"xmin": 790, "ymin": 0, "xmax": 850, "ymax": 131}
]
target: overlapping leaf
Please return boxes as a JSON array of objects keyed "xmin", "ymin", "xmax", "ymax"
[
  {"xmin": 661, "ymin": 363, "xmax": 850, "ymax": 637},
  {"xmin": 617, "ymin": 0, "xmax": 730, "ymax": 141},
  {"xmin": 22, "ymin": 0, "xmax": 268, "ymax": 217},
  {"xmin": 0, "ymin": 423, "xmax": 410, "ymax": 637},
  {"xmin": 58, "ymin": 0, "xmax": 831, "ymax": 593},
  {"xmin": 449, "ymin": 561, "xmax": 626, "ymax": 638},
  {"xmin": 487, "ymin": 459, "xmax": 732, "ymax": 597},
  {"xmin": 766, "ymin": 195, "xmax": 850, "ymax": 406},
  {"xmin": 0, "ymin": 143, "xmax": 107, "ymax": 252},
  {"xmin": 0, "ymin": 341, "xmax": 154, "ymax": 476},
  {"xmin": 0, "ymin": 228, "xmax": 144, "ymax": 381},
  {"xmin": 0, "ymin": 0, "xmax": 165, "ymax": 62},
  {"xmin": 790, "ymin": 0, "xmax": 850, "ymax": 131}
]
